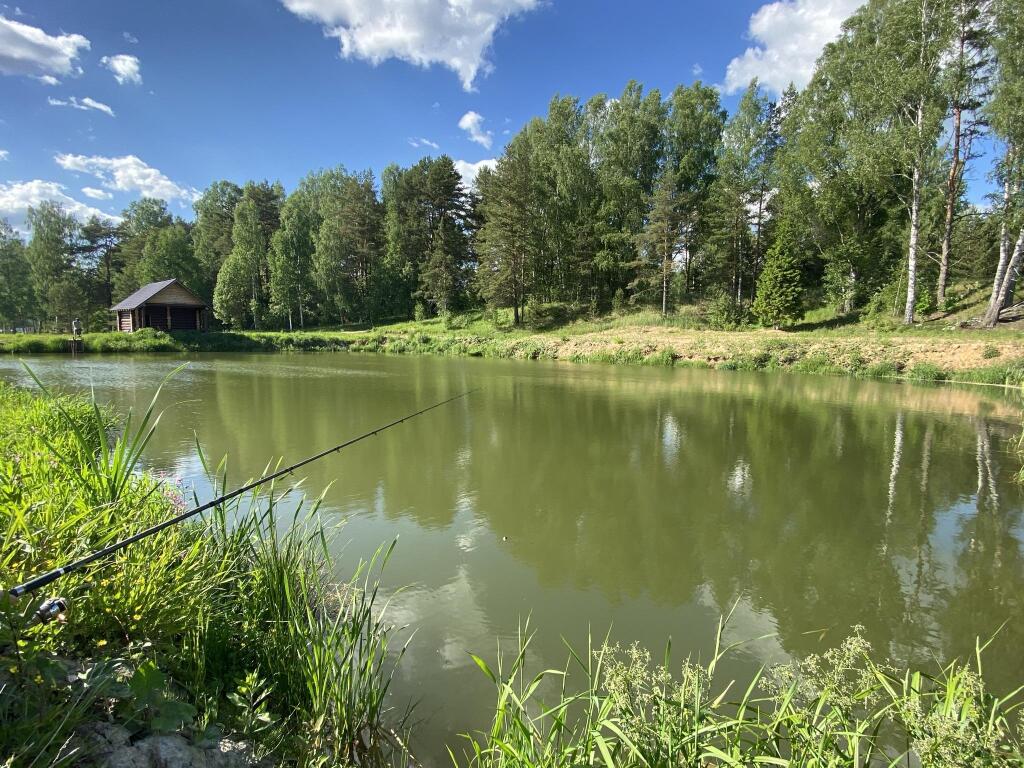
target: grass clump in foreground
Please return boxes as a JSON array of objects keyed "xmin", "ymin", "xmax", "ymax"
[
  {"xmin": 0, "ymin": 376, "xmax": 404, "ymax": 767},
  {"xmin": 456, "ymin": 616, "xmax": 1024, "ymax": 767}
]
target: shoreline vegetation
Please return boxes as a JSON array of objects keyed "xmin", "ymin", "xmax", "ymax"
[
  {"xmin": 0, "ymin": 378, "xmax": 404, "ymax": 767},
  {"xmin": 4, "ymin": 299, "xmax": 1024, "ymax": 389},
  {"xmin": 3, "ymin": 380, "xmax": 1024, "ymax": 766}
]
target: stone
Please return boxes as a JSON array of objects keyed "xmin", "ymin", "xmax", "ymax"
[{"xmin": 87, "ymin": 732, "xmax": 263, "ymax": 768}]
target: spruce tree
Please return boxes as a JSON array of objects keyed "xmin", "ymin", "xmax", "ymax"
[{"xmin": 753, "ymin": 228, "xmax": 804, "ymax": 329}]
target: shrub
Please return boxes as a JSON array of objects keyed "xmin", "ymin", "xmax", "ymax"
[
  {"xmin": 444, "ymin": 312, "xmax": 469, "ymax": 330},
  {"xmin": 866, "ymin": 360, "xmax": 902, "ymax": 378},
  {"xmin": 907, "ymin": 362, "xmax": 948, "ymax": 382},
  {"xmin": 794, "ymin": 352, "xmax": 842, "ymax": 375},
  {"xmin": 704, "ymin": 291, "xmax": 747, "ymax": 330}
]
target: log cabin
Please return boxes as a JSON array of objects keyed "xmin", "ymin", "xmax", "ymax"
[{"xmin": 111, "ymin": 279, "xmax": 208, "ymax": 332}]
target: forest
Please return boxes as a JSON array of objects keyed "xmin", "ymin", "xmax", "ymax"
[{"xmin": 1, "ymin": 0, "xmax": 1021, "ymax": 334}]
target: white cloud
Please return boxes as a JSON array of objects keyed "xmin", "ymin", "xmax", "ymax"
[
  {"xmin": 0, "ymin": 180, "xmax": 119, "ymax": 226},
  {"xmin": 724, "ymin": 0, "xmax": 862, "ymax": 94},
  {"xmin": 692, "ymin": 63, "xmax": 703, "ymax": 77},
  {"xmin": 81, "ymin": 186, "xmax": 113, "ymax": 200},
  {"xmin": 408, "ymin": 136, "xmax": 440, "ymax": 149},
  {"xmin": 0, "ymin": 15, "xmax": 89, "ymax": 78},
  {"xmin": 458, "ymin": 110, "xmax": 492, "ymax": 149},
  {"xmin": 55, "ymin": 153, "xmax": 198, "ymax": 202},
  {"xmin": 454, "ymin": 158, "xmax": 496, "ymax": 188},
  {"xmin": 280, "ymin": 0, "xmax": 538, "ymax": 90},
  {"xmin": 48, "ymin": 96, "xmax": 116, "ymax": 117},
  {"xmin": 100, "ymin": 54, "xmax": 141, "ymax": 85},
  {"xmin": 0, "ymin": 149, "xmax": 7, "ymax": 161},
  {"xmin": 33, "ymin": 74, "xmax": 59, "ymax": 85},
  {"xmin": 123, "ymin": 31, "xmax": 139, "ymax": 44}
]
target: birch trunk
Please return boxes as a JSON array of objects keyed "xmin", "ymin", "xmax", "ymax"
[
  {"xmin": 903, "ymin": 147, "xmax": 923, "ymax": 324},
  {"xmin": 983, "ymin": 227, "xmax": 1024, "ymax": 327},
  {"xmin": 937, "ymin": 105, "xmax": 962, "ymax": 309},
  {"xmin": 988, "ymin": 148, "xmax": 1015, "ymax": 318},
  {"xmin": 661, "ymin": 232, "xmax": 669, "ymax": 316}
]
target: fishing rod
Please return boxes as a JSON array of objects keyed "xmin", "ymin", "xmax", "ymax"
[{"xmin": 6, "ymin": 389, "xmax": 476, "ymax": 609}]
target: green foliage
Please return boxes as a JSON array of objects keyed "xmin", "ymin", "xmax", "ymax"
[
  {"xmin": 907, "ymin": 361, "xmax": 949, "ymax": 381},
  {"xmin": 25, "ymin": 202, "xmax": 78, "ymax": 328},
  {"xmin": 137, "ymin": 223, "xmax": 202, "ymax": 292},
  {"xmin": 866, "ymin": 360, "xmax": 903, "ymax": 378},
  {"xmin": 213, "ymin": 183, "xmax": 283, "ymax": 329},
  {"xmin": 753, "ymin": 229, "xmax": 804, "ymax": 328},
  {"xmin": 269, "ymin": 189, "xmax": 317, "ymax": 330},
  {"xmin": 313, "ymin": 169, "xmax": 384, "ymax": 324},
  {"xmin": 0, "ymin": 221, "xmax": 35, "ymax": 329},
  {"xmin": 476, "ymin": 132, "xmax": 539, "ymax": 325},
  {"xmin": 192, "ymin": 181, "xmax": 243, "ymax": 301},
  {"xmin": 9, "ymin": 0, "xmax": 1020, "ymax": 338},
  {"xmin": 114, "ymin": 199, "xmax": 175, "ymax": 299},
  {"xmin": 0, "ymin": 380, "xmax": 402, "ymax": 766},
  {"xmin": 703, "ymin": 290, "xmax": 747, "ymax": 330},
  {"xmin": 456, "ymin": 617, "xmax": 1024, "ymax": 767}
]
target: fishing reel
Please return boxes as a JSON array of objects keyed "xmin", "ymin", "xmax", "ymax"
[{"xmin": 33, "ymin": 597, "xmax": 68, "ymax": 625}]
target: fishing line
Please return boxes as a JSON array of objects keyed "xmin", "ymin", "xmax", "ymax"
[{"xmin": 5, "ymin": 389, "xmax": 476, "ymax": 602}]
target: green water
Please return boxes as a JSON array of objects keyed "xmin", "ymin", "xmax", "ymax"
[{"xmin": 4, "ymin": 352, "xmax": 1024, "ymax": 764}]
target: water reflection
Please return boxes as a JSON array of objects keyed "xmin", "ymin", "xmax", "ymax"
[{"xmin": 1, "ymin": 353, "xmax": 1022, "ymax": 764}]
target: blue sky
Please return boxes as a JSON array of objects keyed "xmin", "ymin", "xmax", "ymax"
[{"xmin": 2, "ymin": 0, "xmax": 986, "ymax": 231}]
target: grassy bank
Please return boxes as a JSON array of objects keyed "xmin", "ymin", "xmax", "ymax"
[
  {"xmin": 5, "ymin": 303, "xmax": 1024, "ymax": 387},
  {"xmin": 0, "ymin": 378, "xmax": 403, "ymax": 767}
]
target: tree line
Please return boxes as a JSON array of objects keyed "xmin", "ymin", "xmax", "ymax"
[{"xmin": 1, "ymin": 0, "xmax": 1021, "ymax": 333}]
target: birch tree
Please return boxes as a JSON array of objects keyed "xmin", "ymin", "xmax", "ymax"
[{"xmin": 982, "ymin": 0, "xmax": 1024, "ymax": 325}]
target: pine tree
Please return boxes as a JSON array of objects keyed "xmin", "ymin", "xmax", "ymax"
[
  {"xmin": 416, "ymin": 157, "xmax": 471, "ymax": 315},
  {"xmin": 586, "ymin": 81, "xmax": 667, "ymax": 307},
  {"xmin": 114, "ymin": 198, "xmax": 173, "ymax": 298},
  {"xmin": 632, "ymin": 169, "xmax": 683, "ymax": 314},
  {"xmin": 476, "ymin": 134, "xmax": 539, "ymax": 324},
  {"xmin": 313, "ymin": 170, "xmax": 383, "ymax": 323},
  {"xmin": 76, "ymin": 217, "xmax": 121, "ymax": 309}
]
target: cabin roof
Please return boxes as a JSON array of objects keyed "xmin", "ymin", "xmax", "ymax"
[{"xmin": 110, "ymin": 279, "xmax": 206, "ymax": 311}]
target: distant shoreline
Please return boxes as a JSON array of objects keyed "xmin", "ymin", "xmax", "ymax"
[{"xmin": 4, "ymin": 319, "xmax": 1024, "ymax": 390}]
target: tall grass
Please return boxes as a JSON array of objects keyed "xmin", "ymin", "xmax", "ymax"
[
  {"xmin": 455, "ymin": 613, "xmax": 1024, "ymax": 767},
  {"xmin": 0, "ymin": 376, "xmax": 404, "ymax": 767}
]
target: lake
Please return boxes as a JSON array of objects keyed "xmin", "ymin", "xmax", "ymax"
[{"xmin": 3, "ymin": 352, "xmax": 1024, "ymax": 764}]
